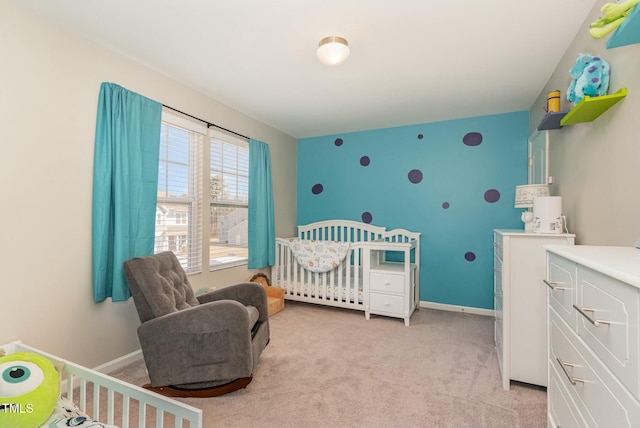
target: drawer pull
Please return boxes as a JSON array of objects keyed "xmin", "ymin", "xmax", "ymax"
[
  {"xmin": 543, "ymin": 279, "xmax": 568, "ymax": 290},
  {"xmin": 573, "ymin": 304, "xmax": 611, "ymax": 327},
  {"xmin": 556, "ymin": 357, "xmax": 586, "ymax": 386}
]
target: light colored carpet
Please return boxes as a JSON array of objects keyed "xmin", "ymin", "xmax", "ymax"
[{"xmin": 110, "ymin": 302, "xmax": 546, "ymax": 427}]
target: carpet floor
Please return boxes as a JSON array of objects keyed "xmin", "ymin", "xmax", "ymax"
[{"xmin": 110, "ymin": 302, "xmax": 547, "ymax": 427}]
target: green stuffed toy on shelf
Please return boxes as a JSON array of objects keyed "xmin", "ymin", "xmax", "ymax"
[
  {"xmin": 590, "ymin": 0, "xmax": 640, "ymax": 38},
  {"xmin": 0, "ymin": 351, "xmax": 60, "ymax": 428}
]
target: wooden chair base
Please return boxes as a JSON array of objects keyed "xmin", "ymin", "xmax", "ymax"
[{"xmin": 143, "ymin": 376, "xmax": 252, "ymax": 398}]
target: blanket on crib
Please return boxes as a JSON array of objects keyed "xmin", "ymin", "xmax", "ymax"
[
  {"xmin": 288, "ymin": 239, "xmax": 350, "ymax": 273},
  {"xmin": 41, "ymin": 396, "xmax": 118, "ymax": 428}
]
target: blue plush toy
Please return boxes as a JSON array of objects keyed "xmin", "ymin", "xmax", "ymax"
[{"xmin": 566, "ymin": 54, "xmax": 610, "ymax": 105}]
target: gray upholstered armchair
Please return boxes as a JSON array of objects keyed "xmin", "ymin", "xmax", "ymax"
[{"xmin": 123, "ymin": 251, "xmax": 270, "ymax": 397}]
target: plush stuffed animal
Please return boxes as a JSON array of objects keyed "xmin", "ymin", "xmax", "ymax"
[
  {"xmin": 0, "ymin": 351, "xmax": 60, "ymax": 428},
  {"xmin": 566, "ymin": 54, "xmax": 610, "ymax": 105},
  {"xmin": 590, "ymin": 0, "xmax": 640, "ymax": 38}
]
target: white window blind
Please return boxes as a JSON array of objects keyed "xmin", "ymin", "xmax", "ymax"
[
  {"xmin": 209, "ymin": 130, "xmax": 249, "ymax": 268},
  {"xmin": 155, "ymin": 114, "xmax": 204, "ymax": 273}
]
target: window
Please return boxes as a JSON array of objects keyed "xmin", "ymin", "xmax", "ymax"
[
  {"xmin": 209, "ymin": 130, "xmax": 249, "ymax": 268},
  {"xmin": 154, "ymin": 110, "xmax": 249, "ymax": 273}
]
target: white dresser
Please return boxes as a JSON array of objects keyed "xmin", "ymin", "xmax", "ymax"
[
  {"xmin": 494, "ymin": 230, "xmax": 575, "ymax": 390},
  {"xmin": 545, "ymin": 245, "xmax": 640, "ymax": 428}
]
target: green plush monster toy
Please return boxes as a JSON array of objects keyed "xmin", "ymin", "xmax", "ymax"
[
  {"xmin": 590, "ymin": 0, "xmax": 640, "ymax": 38},
  {"xmin": 0, "ymin": 351, "xmax": 60, "ymax": 428}
]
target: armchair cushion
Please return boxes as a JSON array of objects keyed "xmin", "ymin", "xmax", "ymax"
[{"xmin": 124, "ymin": 251, "xmax": 199, "ymax": 321}]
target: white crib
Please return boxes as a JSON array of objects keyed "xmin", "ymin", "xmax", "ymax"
[
  {"xmin": 272, "ymin": 220, "xmax": 420, "ymax": 325},
  {"xmin": 0, "ymin": 341, "xmax": 202, "ymax": 428}
]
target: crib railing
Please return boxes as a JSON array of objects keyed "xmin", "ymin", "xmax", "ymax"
[
  {"xmin": 273, "ymin": 238, "xmax": 367, "ymax": 309},
  {"xmin": 297, "ymin": 219, "xmax": 386, "ymax": 243},
  {"xmin": 1, "ymin": 341, "xmax": 202, "ymax": 428}
]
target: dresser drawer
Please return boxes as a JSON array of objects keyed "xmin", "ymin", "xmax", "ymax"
[
  {"xmin": 494, "ymin": 255, "xmax": 503, "ymax": 295},
  {"xmin": 549, "ymin": 309, "xmax": 640, "ymax": 427},
  {"xmin": 493, "ymin": 233, "xmax": 503, "ymax": 261},
  {"xmin": 370, "ymin": 272, "xmax": 404, "ymax": 294},
  {"xmin": 495, "ymin": 317, "xmax": 504, "ymax": 371},
  {"xmin": 547, "ymin": 253, "xmax": 578, "ymax": 331},
  {"xmin": 576, "ymin": 267, "xmax": 640, "ymax": 397},
  {"xmin": 370, "ymin": 292, "xmax": 404, "ymax": 315},
  {"xmin": 548, "ymin": 362, "xmax": 588, "ymax": 428}
]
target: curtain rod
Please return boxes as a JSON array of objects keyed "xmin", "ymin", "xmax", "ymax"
[{"xmin": 161, "ymin": 104, "xmax": 250, "ymax": 141}]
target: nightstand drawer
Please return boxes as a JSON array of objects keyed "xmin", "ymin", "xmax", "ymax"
[
  {"xmin": 370, "ymin": 272, "xmax": 404, "ymax": 294},
  {"xmin": 370, "ymin": 292, "xmax": 404, "ymax": 315},
  {"xmin": 576, "ymin": 267, "xmax": 640, "ymax": 397},
  {"xmin": 547, "ymin": 253, "xmax": 578, "ymax": 331}
]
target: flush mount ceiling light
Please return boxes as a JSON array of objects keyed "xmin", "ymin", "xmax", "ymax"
[{"xmin": 317, "ymin": 36, "xmax": 350, "ymax": 66}]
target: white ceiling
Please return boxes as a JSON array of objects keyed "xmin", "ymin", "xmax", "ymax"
[{"xmin": 16, "ymin": 0, "xmax": 598, "ymax": 138}]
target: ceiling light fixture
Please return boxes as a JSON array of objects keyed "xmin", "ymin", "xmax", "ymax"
[{"xmin": 317, "ymin": 36, "xmax": 350, "ymax": 66}]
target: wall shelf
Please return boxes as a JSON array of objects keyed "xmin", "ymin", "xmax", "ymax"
[
  {"xmin": 560, "ymin": 88, "xmax": 627, "ymax": 126},
  {"xmin": 537, "ymin": 111, "xmax": 568, "ymax": 131},
  {"xmin": 606, "ymin": 4, "xmax": 640, "ymax": 49}
]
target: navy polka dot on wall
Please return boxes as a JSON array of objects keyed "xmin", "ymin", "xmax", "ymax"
[
  {"xmin": 335, "ymin": 138, "xmax": 343, "ymax": 146},
  {"xmin": 408, "ymin": 169, "xmax": 423, "ymax": 184},
  {"xmin": 484, "ymin": 189, "xmax": 500, "ymax": 203},
  {"xmin": 361, "ymin": 211, "xmax": 373, "ymax": 224},
  {"xmin": 312, "ymin": 184, "xmax": 324, "ymax": 195},
  {"xmin": 360, "ymin": 156, "xmax": 370, "ymax": 166},
  {"xmin": 463, "ymin": 132, "xmax": 483, "ymax": 146},
  {"xmin": 417, "ymin": 134, "xmax": 424, "ymax": 140},
  {"xmin": 442, "ymin": 202, "xmax": 450, "ymax": 209},
  {"xmin": 465, "ymin": 252, "xmax": 476, "ymax": 262}
]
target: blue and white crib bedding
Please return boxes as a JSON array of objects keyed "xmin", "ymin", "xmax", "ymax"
[
  {"xmin": 287, "ymin": 239, "xmax": 350, "ymax": 273},
  {"xmin": 42, "ymin": 396, "xmax": 118, "ymax": 428}
]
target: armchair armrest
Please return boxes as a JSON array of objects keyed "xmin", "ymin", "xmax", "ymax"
[
  {"xmin": 197, "ymin": 282, "xmax": 268, "ymax": 322},
  {"xmin": 138, "ymin": 300, "xmax": 254, "ymax": 387}
]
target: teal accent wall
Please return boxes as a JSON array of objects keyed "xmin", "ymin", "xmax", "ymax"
[{"xmin": 297, "ymin": 111, "xmax": 529, "ymax": 310}]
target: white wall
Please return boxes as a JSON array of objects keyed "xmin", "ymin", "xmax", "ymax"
[
  {"xmin": 530, "ymin": 3, "xmax": 640, "ymax": 245},
  {"xmin": 0, "ymin": 0, "xmax": 296, "ymax": 368}
]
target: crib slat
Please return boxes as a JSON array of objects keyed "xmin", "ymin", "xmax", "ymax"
[
  {"xmin": 156, "ymin": 406, "xmax": 164, "ymax": 428},
  {"xmin": 79, "ymin": 378, "xmax": 86, "ymax": 412},
  {"xmin": 93, "ymin": 382, "xmax": 100, "ymax": 422},
  {"xmin": 122, "ymin": 395, "xmax": 130, "ymax": 428},
  {"xmin": 107, "ymin": 389, "xmax": 114, "ymax": 425}
]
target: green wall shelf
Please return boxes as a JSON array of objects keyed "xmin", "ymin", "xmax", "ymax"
[
  {"xmin": 560, "ymin": 88, "xmax": 627, "ymax": 126},
  {"xmin": 607, "ymin": 4, "xmax": 640, "ymax": 49},
  {"xmin": 537, "ymin": 111, "xmax": 569, "ymax": 130}
]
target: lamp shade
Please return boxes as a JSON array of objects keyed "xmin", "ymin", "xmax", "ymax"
[
  {"xmin": 514, "ymin": 184, "xmax": 550, "ymax": 208},
  {"xmin": 317, "ymin": 36, "xmax": 350, "ymax": 65}
]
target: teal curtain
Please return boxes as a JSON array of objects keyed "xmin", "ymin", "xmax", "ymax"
[
  {"xmin": 92, "ymin": 83, "xmax": 162, "ymax": 302},
  {"xmin": 248, "ymin": 139, "xmax": 275, "ymax": 268}
]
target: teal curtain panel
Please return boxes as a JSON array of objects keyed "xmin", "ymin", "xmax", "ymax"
[
  {"xmin": 248, "ymin": 139, "xmax": 275, "ymax": 268},
  {"xmin": 92, "ymin": 82, "xmax": 162, "ymax": 302}
]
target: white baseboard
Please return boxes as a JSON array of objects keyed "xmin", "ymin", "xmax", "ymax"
[
  {"xmin": 93, "ymin": 349, "xmax": 143, "ymax": 374},
  {"xmin": 419, "ymin": 301, "xmax": 493, "ymax": 317}
]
